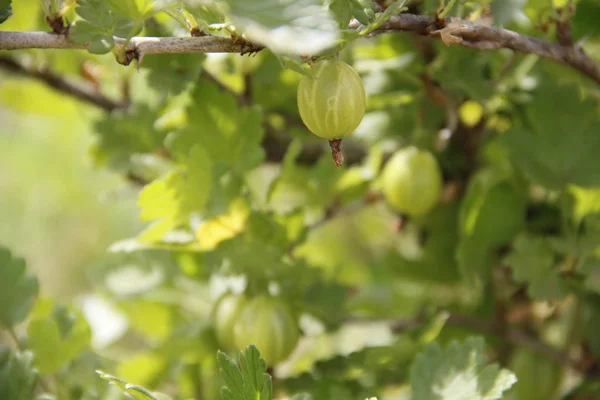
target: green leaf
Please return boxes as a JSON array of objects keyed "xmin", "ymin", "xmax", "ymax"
[
  {"xmin": 141, "ymin": 22, "xmax": 206, "ymax": 95},
  {"xmin": 459, "ymin": 168, "xmax": 526, "ymax": 248},
  {"xmin": 572, "ymin": 0, "xmax": 600, "ymax": 41},
  {"xmin": 172, "ymin": 80, "xmax": 264, "ymax": 173},
  {"xmin": 580, "ymin": 258, "xmax": 600, "ymax": 294},
  {"xmin": 217, "ymin": 345, "xmax": 272, "ymax": 400},
  {"xmin": 0, "ymin": 248, "xmax": 39, "ymax": 328},
  {"xmin": 96, "ymin": 370, "xmax": 172, "ymax": 400},
  {"xmin": 0, "ymin": 348, "xmax": 38, "ymax": 400},
  {"xmin": 210, "ymin": 211, "xmax": 291, "ymax": 279},
  {"xmin": 433, "ymin": 46, "xmax": 495, "ymax": 100},
  {"xmin": 508, "ymin": 348, "xmax": 562, "ymax": 400},
  {"xmin": 327, "ymin": 0, "xmax": 352, "ymax": 28},
  {"xmin": 350, "ymin": 0, "xmax": 375, "ymax": 25},
  {"xmin": 162, "ymin": 5, "xmax": 199, "ymax": 32},
  {"xmin": 137, "ymin": 145, "xmax": 213, "ymax": 242},
  {"xmin": 71, "ymin": 0, "xmax": 138, "ymax": 54},
  {"xmin": 503, "ymin": 234, "xmax": 566, "ymax": 301},
  {"xmin": 359, "ymin": 0, "xmax": 409, "ymax": 35},
  {"xmin": 456, "ymin": 167, "xmax": 526, "ymax": 285},
  {"xmin": 27, "ymin": 301, "xmax": 91, "ymax": 374},
  {"xmin": 410, "ymin": 337, "xmax": 517, "ymax": 400},
  {"xmin": 503, "ymin": 81, "xmax": 600, "ymax": 189},
  {"xmin": 569, "ymin": 185, "xmax": 600, "ymax": 224},
  {"xmin": 276, "ymin": 55, "xmax": 314, "ymax": 77},
  {"xmin": 0, "ymin": 0, "xmax": 11, "ymax": 24},
  {"xmin": 92, "ymin": 105, "xmax": 166, "ymax": 169},
  {"xmin": 490, "ymin": 0, "xmax": 527, "ymax": 25},
  {"xmin": 327, "ymin": 0, "xmax": 375, "ymax": 27},
  {"xmin": 222, "ymin": 0, "xmax": 339, "ymax": 55},
  {"xmin": 456, "ymin": 238, "xmax": 494, "ymax": 287},
  {"xmin": 105, "ymin": 0, "xmax": 158, "ymax": 20},
  {"xmin": 27, "ymin": 318, "xmax": 64, "ymax": 374},
  {"xmin": 582, "ymin": 295, "xmax": 600, "ymax": 359}
]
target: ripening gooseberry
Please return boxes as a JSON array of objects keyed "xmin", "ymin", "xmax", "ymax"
[
  {"xmin": 297, "ymin": 59, "xmax": 366, "ymax": 140},
  {"xmin": 381, "ymin": 147, "xmax": 443, "ymax": 216}
]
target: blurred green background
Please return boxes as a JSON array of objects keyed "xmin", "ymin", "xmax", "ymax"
[{"xmin": 0, "ymin": 61, "xmax": 142, "ymax": 297}]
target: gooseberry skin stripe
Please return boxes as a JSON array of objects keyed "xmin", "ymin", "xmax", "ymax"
[{"xmin": 297, "ymin": 60, "xmax": 366, "ymax": 140}]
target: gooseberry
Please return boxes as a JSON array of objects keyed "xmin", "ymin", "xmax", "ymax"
[
  {"xmin": 297, "ymin": 59, "xmax": 366, "ymax": 166},
  {"xmin": 381, "ymin": 147, "xmax": 443, "ymax": 216},
  {"xmin": 212, "ymin": 292, "xmax": 247, "ymax": 352},
  {"xmin": 233, "ymin": 295, "xmax": 299, "ymax": 365}
]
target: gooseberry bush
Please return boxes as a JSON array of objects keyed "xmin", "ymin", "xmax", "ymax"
[{"xmin": 2, "ymin": 0, "xmax": 600, "ymax": 399}]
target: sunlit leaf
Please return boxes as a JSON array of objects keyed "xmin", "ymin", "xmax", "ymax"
[
  {"xmin": 410, "ymin": 337, "xmax": 517, "ymax": 400},
  {"xmin": 222, "ymin": 0, "xmax": 339, "ymax": 55},
  {"xmin": 218, "ymin": 345, "xmax": 272, "ymax": 400}
]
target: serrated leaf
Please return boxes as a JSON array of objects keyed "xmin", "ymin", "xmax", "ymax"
[
  {"xmin": 71, "ymin": 0, "xmax": 138, "ymax": 54},
  {"xmin": 27, "ymin": 301, "xmax": 91, "ymax": 374},
  {"xmin": 504, "ymin": 234, "xmax": 566, "ymax": 301},
  {"xmin": 96, "ymin": 370, "xmax": 171, "ymax": 400},
  {"xmin": 0, "ymin": 348, "xmax": 38, "ymax": 400},
  {"xmin": 92, "ymin": 105, "xmax": 166, "ymax": 169},
  {"xmin": 210, "ymin": 212, "xmax": 291, "ymax": 279},
  {"xmin": 138, "ymin": 145, "xmax": 213, "ymax": 242},
  {"xmin": 141, "ymin": 22, "xmax": 206, "ymax": 94},
  {"xmin": 503, "ymin": 82, "xmax": 600, "ymax": 189},
  {"xmin": 410, "ymin": 337, "xmax": 517, "ymax": 400},
  {"xmin": 0, "ymin": 248, "xmax": 39, "ymax": 328},
  {"xmin": 222, "ymin": 0, "xmax": 339, "ymax": 56},
  {"xmin": 217, "ymin": 346, "xmax": 272, "ymax": 400},
  {"xmin": 172, "ymin": 80, "xmax": 264, "ymax": 173}
]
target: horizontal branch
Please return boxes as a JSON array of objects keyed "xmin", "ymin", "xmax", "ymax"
[
  {"xmin": 2, "ymin": 13, "xmax": 599, "ymax": 85},
  {"xmin": 363, "ymin": 13, "xmax": 600, "ymax": 85},
  {"xmin": 0, "ymin": 31, "xmax": 260, "ymax": 55}
]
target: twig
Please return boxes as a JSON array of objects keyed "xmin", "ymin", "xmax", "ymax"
[
  {"xmin": 351, "ymin": 13, "xmax": 600, "ymax": 85},
  {"xmin": 0, "ymin": 31, "xmax": 263, "ymax": 56},
  {"xmin": 2, "ymin": 11, "xmax": 599, "ymax": 84},
  {"xmin": 0, "ymin": 55, "xmax": 123, "ymax": 111}
]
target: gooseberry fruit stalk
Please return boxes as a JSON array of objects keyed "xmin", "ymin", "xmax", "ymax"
[{"xmin": 297, "ymin": 59, "xmax": 366, "ymax": 166}]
